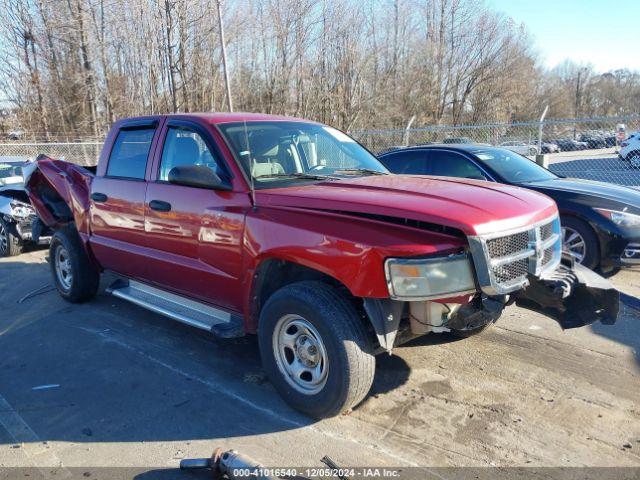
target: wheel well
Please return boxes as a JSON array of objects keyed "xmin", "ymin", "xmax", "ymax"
[{"xmin": 250, "ymin": 259, "xmax": 361, "ymax": 329}]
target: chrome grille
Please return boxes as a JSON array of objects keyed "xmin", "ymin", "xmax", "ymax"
[
  {"xmin": 486, "ymin": 231, "xmax": 529, "ymax": 258},
  {"xmin": 493, "ymin": 258, "xmax": 529, "ymax": 283},
  {"xmin": 540, "ymin": 222, "xmax": 553, "ymax": 241},
  {"xmin": 542, "ymin": 245, "xmax": 554, "ymax": 266},
  {"xmin": 468, "ymin": 216, "xmax": 562, "ymax": 295}
]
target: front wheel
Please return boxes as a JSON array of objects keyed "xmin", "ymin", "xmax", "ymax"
[
  {"xmin": 561, "ymin": 216, "xmax": 599, "ymax": 270},
  {"xmin": 50, "ymin": 227, "xmax": 100, "ymax": 303},
  {"xmin": 258, "ymin": 281, "xmax": 375, "ymax": 418},
  {"xmin": 0, "ymin": 218, "xmax": 22, "ymax": 257}
]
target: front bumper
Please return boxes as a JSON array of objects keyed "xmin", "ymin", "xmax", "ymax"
[
  {"xmin": 515, "ymin": 256, "xmax": 618, "ymax": 329},
  {"xmin": 3, "ymin": 215, "xmax": 51, "ymax": 245}
]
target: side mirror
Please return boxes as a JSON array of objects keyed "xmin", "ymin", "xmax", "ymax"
[{"xmin": 168, "ymin": 165, "xmax": 230, "ymax": 190}]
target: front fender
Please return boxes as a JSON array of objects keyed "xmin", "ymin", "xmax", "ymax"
[
  {"xmin": 241, "ymin": 206, "xmax": 467, "ymax": 328},
  {"xmin": 244, "ymin": 206, "xmax": 466, "ymax": 299}
]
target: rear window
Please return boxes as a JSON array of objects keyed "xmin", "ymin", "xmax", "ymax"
[
  {"xmin": 106, "ymin": 128, "xmax": 155, "ymax": 179},
  {"xmin": 379, "ymin": 150, "xmax": 428, "ymax": 174}
]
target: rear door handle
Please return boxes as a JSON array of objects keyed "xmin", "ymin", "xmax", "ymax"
[
  {"xmin": 91, "ymin": 192, "xmax": 108, "ymax": 202},
  {"xmin": 149, "ymin": 200, "xmax": 172, "ymax": 212}
]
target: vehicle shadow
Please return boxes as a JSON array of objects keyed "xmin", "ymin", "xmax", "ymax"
[{"xmin": 590, "ymin": 295, "xmax": 640, "ymax": 365}]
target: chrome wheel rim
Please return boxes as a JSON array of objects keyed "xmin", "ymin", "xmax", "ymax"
[
  {"xmin": 272, "ymin": 314, "xmax": 328, "ymax": 394},
  {"xmin": 562, "ymin": 227, "xmax": 586, "ymax": 263},
  {"xmin": 630, "ymin": 154, "xmax": 640, "ymax": 168},
  {"xmin": 54, "ymin": 244, "xmax": 73, "ymax": 291},
  {"xmin": 0, "ymin": 222, "xmax": 7, "ymax": 255}
]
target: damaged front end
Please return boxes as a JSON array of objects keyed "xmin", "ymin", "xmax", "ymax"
[
  {"xmin": 0, "ymin": 187, "xmax": 52, "ymax": 248},
  {"xmin": 515, "ymin": 255, "xmax": 618, "ymax": 328},
  {"xmin": 365, "ymin": 214, "xmax": 619, "ymax": 353}
]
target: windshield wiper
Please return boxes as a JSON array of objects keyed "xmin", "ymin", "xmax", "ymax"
[
  {"xmin": 255, "ymin": 172, "xmax": 339, "ymax": 181},
  {"xmin": 333, "ymin": 168, "xmax": 389, "ymax": 176}
]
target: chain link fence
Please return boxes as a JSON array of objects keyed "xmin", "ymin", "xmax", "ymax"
[
  {"xmin": 0, "ymin": 142, "xmax": 102, "ymax": 166},
  {"xmin": 352, "ymin": 115, "xmax": 640, "ymax": 153},
  {"xmin": 351, "ymin": 114, "xmax": 640, "ymax": 187},
  {"xmin": 1, "ymin": 115, "xmax": 639, "ymax": 185}
]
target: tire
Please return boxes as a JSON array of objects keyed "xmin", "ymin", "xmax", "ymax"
[
  {"xmin": 0, "ymin": 218, "xmax": 22, "ymax": 257},
  {"xmin": 529, "ymin": 147, "xmax": 537, "ymax": 156},
  {"xmin": 450, "ymin": 323, "xmax": 493, "ymax": 338},
  {"xmin": 49, "ymin": 227, "xmax": 99, "ymax": 303},
  {"xmin": 258, "ymin": 281, "xmax": 375, "ymax": 418},
  {"xmin": 561, "ymin": 216, "xmax": 599, "ymax": 270}
]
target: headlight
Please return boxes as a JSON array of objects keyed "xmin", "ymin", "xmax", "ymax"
[
  {"xmin": 385, "ymin": 254, "xmax": 477, "ymax": 300},
  {"xmin": 10, "ymin": 200, "xmax": 33, "ymax": 219},
  {"xmin": 596, "ymin": 208, "xmax": 640, "ymax": 228}
]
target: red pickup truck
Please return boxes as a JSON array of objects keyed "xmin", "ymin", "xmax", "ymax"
[{"xmin": 25, "ymin": 113, "xmax": 618, "ymax": 418}]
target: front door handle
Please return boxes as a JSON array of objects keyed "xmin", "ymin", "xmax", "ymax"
[
  {"xmin": 91, "ymin": 192, "xmax": 108, "ymax": 202},
  {"xmin": 149, "ymin": 200, "xmax": 172, "ymax": 212}
]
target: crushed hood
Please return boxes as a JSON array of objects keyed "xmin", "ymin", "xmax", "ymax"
[{"xmin": 256, "ymin": 175, "xmax": 558, "ymax": 236}]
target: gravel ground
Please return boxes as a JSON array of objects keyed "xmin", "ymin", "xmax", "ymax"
[{"xmin": 0, "ymin": 250, "xmax": 639, "ymax": 474}]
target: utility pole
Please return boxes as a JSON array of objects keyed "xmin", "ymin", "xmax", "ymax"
[
  {"xmin": 216, "ymin": 0, "xmax": 233, "ymax": 112},
  {"xmin": 537, "ymin": 105, "xmax": 549, "ymax": 154},
  {"xmin": 573, "ymin": 68, "xmax": 587, "ymax": 139}
]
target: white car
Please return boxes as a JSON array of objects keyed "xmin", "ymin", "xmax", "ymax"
[
  {"xmin": 0, "ymin": 158, "xmax": 27, "ymax": 186},
  {"xmin": 620, "ymin": 132, "xmax": 640, "ymax": 167},
  {"xmin": 499, "ymin": 141, "xmax": 539, "ymax": 156}
]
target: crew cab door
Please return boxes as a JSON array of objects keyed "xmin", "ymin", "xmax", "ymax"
[
  {"xmin": 143, "ymin": 120, "xmax": 250, "ymax": 312},
  {"xmin": 90, "ymin": 119, "xmax": 162, "ymax": 278}
]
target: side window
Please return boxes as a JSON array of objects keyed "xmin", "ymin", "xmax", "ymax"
[
  {"xmin": 379, "ymin": 150, "xmax": 428, "ymax": 175},
  {"xmin": 106, "ymin": 128, "xmax": 155, "ymax": 179},
  {"xmin": 159, "ymin": 127, "xmax": 224, "ymax": 181},
  {"xmin": 429, "ymin": 151, "xmax": 487, "ymax": 180}
]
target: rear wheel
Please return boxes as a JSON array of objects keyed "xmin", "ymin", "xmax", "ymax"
[
  {"xmin": 0, "ymin": 218, "xmax": 22, "ymax": 257},
  {"xmin": 561, "ymin": 216, "xmax": 599, "ymax": 270},
  {"xmin": 258, "ymin": 281, "xmax": 375, "ymax": 418},
  {"xmin": 50, "ymin": 227, "xmax": 99, "ymax": 303}
]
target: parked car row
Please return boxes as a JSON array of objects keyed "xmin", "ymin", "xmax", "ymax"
[{"xmin": 436, "ymin": 131, "xmax": 623, "ymax": 154}]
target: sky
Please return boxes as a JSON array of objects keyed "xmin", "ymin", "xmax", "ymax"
[{"xmin": 487, "ymin": 0, "xmax": 640, "ymax": 73}]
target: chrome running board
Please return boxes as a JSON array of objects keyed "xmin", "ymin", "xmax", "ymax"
[{"xmin": 107, "ymin": 279, "xmax": 244, "ymax": 338}]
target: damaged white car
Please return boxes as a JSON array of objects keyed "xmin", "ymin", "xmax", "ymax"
[{"xmin": 0, "ymin": 158, "xmax": 51, "ymax": 256}]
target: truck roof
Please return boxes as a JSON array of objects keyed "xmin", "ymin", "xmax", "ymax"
[{"xmin": 119, "ymin": 112, "xmax": 316, "ymax": 125}]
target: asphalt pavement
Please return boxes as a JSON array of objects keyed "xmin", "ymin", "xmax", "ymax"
[{"xmin": 0, "ymin": 250, "xmax": 639, "ymax": 476}]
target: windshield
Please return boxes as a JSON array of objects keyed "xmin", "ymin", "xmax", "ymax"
[
  {"xmin": 217, "ymin": 121, "xmax": 388, "ymax": 184},
  {"xmin": 474, "ymin": 148, "xmax": 557, "ymax": 183},
  {"xmin": 0, "ymin": 162, "xmax": 24, "ymax": 180}
]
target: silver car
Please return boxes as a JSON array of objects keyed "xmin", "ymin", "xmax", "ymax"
[{"xmin": 0, "ymin": 157, "xmax": 51, "ymax": 256}]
